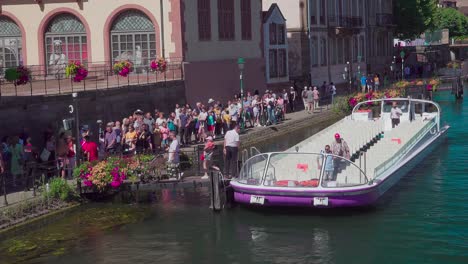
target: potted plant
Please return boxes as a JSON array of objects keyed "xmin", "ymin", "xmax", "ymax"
[
  {"xmin": 65, "ymin": 61, "xmax": 88, "ymax": 82},
  {"xmin": 150, "ymin": 58, "xmax": 168, "ymax": 73},
  {"xmin": 113, "ymin": 61, "xmax": 132, "ymax": 77},
  {"xmin": 4, "ymin": 65, "xmax": 31, "ymax": 86}
]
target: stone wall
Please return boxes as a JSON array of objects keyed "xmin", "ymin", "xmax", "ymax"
[{"xmin": 0, "ymin": 81, "xmax": 186, "ymax": 146}]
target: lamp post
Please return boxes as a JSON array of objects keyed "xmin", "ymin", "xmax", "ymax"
[
  {"xmin": 343, "ymin": 61, "xmax": 352, "ymax": 93},
  {"xmin": 72, "ymin": 92, "xmax": 81, "ymax": 165},
  {"xmin": 237, "ymin": 58, "xmax": 245, "ymax": 130},
  {"xmin": 390, "ymin": 55, "xmax": 396, "ymax": 81},
  {"xmin": 400, "ymin": 50, "xmax": 405, "ymax": 80}
]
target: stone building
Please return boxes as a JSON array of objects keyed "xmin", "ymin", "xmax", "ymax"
[
  {"xmin": 262, "ymin": 0, "xmax": 395, "ymax": 86},
  {"xmin": 0, "ymin": 0, "xmax": 266, "ymax": 104}
]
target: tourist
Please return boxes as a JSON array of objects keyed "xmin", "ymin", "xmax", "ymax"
[
  {"xmin": 156, "ymin": 112, "xmax": 166, "ymax": 129},
  {"xmin": 82, "ymin": 135, "xmax": 99, "ymax": 162},
  {"xmin": 56, "ymin": 133, "xmax": 68, "ymax": 179},
  {"xmin": 160, "ymin": 122, "xmax": 170, "ymax": 148},
  {"xmin": 207, "ymin": 109, "xmax": 216, "ymax": 139},
  {"xmin": 104, "ymin": 124, "xmax": 117, "ymax": 155},
  {"xmin": 45, "ymin": 134, "xmax": 56, "ymax": 162},
  {"xmin": 252, "ymin": 95, "xmax": 260, "ymax": 127},
  {"xmin": 9, "ymin": 136, "xmax": 23, "ymax": 186},
  {"xmin": 152, "ymin": 123, "xmax": 162, "ymax": 152},
  {"xmin": 282, "ymin": 89, "xmax": 289, "ymax": 114},
  {"xmin": 360, "ymin": 75, "xmax": 367, "ymax": 93},
  {"xmin": 0, "ymin": 152, "xmax": 4, "ymax": 175},
  {"xmin": 289, "ymin": 87, "xmax": 296, "ymax": 112},
  {"xmin": 318, "ymin": 145, "xmax": 334, "ymax": 181},
  {"xmin": 167, "ymin": 131, "xmax": 180, "ymax": 178},
  {"xmin": 331, "ymin": 133, "xmax": 350, "ymax": 160},
  {"xmin": 391, "ymin": 101, "xmax": 403, "ymax": 128},
  {"xmin": 223, "ymin": 125, "xmax": 240, "ymax": 178},
  {"xmin": 306, "ymin": 87, "xmax": 314, "ymax": 114},
  {"xmin": 302, "ymin": 86, "xmax": 308, "ymax": 111},
  {"xmin": 201, "ymin": 136, "xmax": 215, "ymax": 179},
  {"xmin": 178, "ymin": 108, "xmax": 188, "ymax": 145},
  {"xmin": 65, "ymin": 135, "xmax": 76, "ymax": 179},
  {"xmin": 113, "ymin": 121, "xmax": 122, "ymax": 152},
  {"xmin": 136, "ymin": 123, "xmax": 152, "ymax": 153},
  {"xmin": 265, "ymin": 93, "xmax": 276, "ymax": 125},
  {"xmin": 198, "ymin": 107, "xmax": 208, "ymax": 143},
  {"xmin": 330, "ymin": 82, "xmax": 337, "ymax": 104},
  {"xmin": 374, "ymin": 74, "xmax": 380, "ymax": 91},
  {"xmin": 143, "ymin": 112, "xmax": 155, "ymax": 132},
  {"xmin": 313, "ymin": 86, "xmax": 320, "ymax": 111}
]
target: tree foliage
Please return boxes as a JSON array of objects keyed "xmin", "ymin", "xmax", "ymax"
[
  {"xmin": 433, "ymin": 7, "xmax": 468, "ymax": 38},
  {"xmin": 394, "ymin": 0, "xmax": 437, "ymax": 39}
]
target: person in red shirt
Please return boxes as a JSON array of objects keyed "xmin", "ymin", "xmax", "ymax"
[{"xmin": 82, "ymin": 135, "xmax": 99, "ymax": 162}]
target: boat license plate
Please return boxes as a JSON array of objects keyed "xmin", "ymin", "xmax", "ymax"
[
  {"xmin": 313, "ymin": 197, "xmax": 329, "ymax": 206},
  {"xmin": 250, "ymin": 195, "xmax": 265, "ymax": 205}
]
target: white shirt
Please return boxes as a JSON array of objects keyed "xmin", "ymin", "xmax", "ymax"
[
  {"xmin": 156, "ymin": 117, "xmax": 166, "ymax": 128},
  {"xmin": 224, "ymin": 130, "xmax": 239, "ymax": 147},
  {"xmin": 390, "ymin": 107, "xmax": 403, "ymax": 119},
  {"xmin": 168, "ymin": 139, "xmax": 180, "ymax": 163}
]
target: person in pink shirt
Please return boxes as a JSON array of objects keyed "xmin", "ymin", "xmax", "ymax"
[
  {"xmin": 201, "ymin": 136, "xmax": 215, "ymax": 179},
  {"xmin": 160, "ymin": 122, "xmax": 170, "ymax": 148},
  {"xmin": 313, "ymin": 87, "xmax": 320, "ymax": 111}
]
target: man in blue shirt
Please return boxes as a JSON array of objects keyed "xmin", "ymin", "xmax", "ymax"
[{"xmin": 360, "ymin": 75, "xmax": 367, "ymax": 93}]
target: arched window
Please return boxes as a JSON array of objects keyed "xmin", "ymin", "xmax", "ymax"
[
  {"xmin": 110, "ymin": 10, "xmax": 156, "ymax": 70},
  {"xmin": 0, "ymin": 16, "xmax": 22, "ymax": 69},
  {"xmin": 45, "ymin": 14, "xmax": 87, "ymax": 74}
]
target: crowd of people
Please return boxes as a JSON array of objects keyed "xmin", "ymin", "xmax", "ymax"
[{"xmin": 0, "ymin": 84, "xmax": 340, "ymax": 187}]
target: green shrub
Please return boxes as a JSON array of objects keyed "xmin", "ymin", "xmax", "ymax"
[
  {"xmin": 45, "ymin": 178, "xmax": 76, "ymax": 202},
  {"xmin": 332, "ymin": 95, "xmax": 352, "ymax": 115}
]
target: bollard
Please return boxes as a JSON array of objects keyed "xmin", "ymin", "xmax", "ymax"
[{"xmin": 209, "ymin": 171, "xmax": 222, "ymax": 211}]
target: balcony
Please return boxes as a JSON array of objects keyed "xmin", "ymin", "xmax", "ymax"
[
  {"xmin": 0, "ymin": 59, "xmax": 183, "ymax": 97},
  {"xmin": 328, "ymin": 16, "xmax": 363, "ymax": 28},
  {"xmin": 376, "ymin": 13, "xmax": 395, "ymax": 27}
]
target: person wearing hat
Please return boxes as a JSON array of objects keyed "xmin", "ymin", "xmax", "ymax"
[
  {"xmin": 201, "ymin": 136, "xmax": 215, "ymax": 179},
  {"xmin": 331, "ymin": 133, "xmax": 350, "ymax": 178}
]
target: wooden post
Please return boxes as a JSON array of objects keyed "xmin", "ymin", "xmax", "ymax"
[{"xmin": 209, "ymin": 171, "xmax": 222, "ymax": 211}]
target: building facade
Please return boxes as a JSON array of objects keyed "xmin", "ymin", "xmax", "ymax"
[
  {"xmin": 0, "ymin": 0, "xmax": 265, "ymax": 103},
  {"xmin": 263, "ymin": 0, "xmax": 395, "ymax": 86},
  {"xmin": 263, "ymin": 4, "xmax": 288, "ymax": 84}
]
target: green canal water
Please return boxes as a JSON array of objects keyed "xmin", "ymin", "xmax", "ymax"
[{"xmin": 1, "ymin": 91, "xmax": 467, "ymax": 264}]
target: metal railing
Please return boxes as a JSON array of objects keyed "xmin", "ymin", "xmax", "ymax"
[
  {"xmin": 0, "ymin": 59, "xmax": 184, "ymax": 97},
  {"xmin": 373, "ymin": 120, "xmax": 436, "ymax": 178}
]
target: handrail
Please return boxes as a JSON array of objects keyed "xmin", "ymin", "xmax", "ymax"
[
  {"xmin": 351, "ymin": 97, "xmax": 441, "ymax": 132},
  {"xmin": 250, "ymin": 147, "xmax": 261, "ymax": 156},
  {"xmin": 374, "ymin": 120, "xmax": 436, "ymax": 178},
  {"xmin": 238, "ymin": 152, "xmax": 369, "ymax": 187}
]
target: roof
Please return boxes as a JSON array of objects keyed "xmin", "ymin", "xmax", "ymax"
[{"xmin": 263, "ymin": 3, "xmax": 286, "ymax": 23}]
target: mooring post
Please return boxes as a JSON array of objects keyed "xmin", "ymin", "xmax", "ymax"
[
  {"xmin": 209, "ymin": 171, "xmax": 222, "ymax": 211},
  {"xmin": 2, "ymin": 173, "xmax": 8, "ymax": 206},
  {"xmin": 136, "ymin": 182, "xmax": 140, "ymax": 203}
]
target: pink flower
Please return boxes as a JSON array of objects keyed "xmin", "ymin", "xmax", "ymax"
[
  {"xmin": 111, "ymin": 180, "xmax": 121, "ymax": 188},
  {"xmin": 83, "ymin": 180, "xmax": 93, "ymax": 187}
]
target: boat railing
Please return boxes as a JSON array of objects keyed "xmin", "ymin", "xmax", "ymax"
[
  {"xmin": 238, "ymin": 152, "xmax": 370, "ymax": 188},
  {"xmin": 351, "ymin": 97, "xmax": 441, "ymax": 132},
  {"xmin": 374, "ymin": 119, "xmax": 437, "ymax": 178}
]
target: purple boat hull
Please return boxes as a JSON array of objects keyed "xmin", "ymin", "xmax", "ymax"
[{"xmin": 231, "ymin": 126, "xmax": 448, "ymax": 208}]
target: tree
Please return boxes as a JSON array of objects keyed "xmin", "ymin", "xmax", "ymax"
[
  {"xmin": 394, "ymin": 0, "xmax": 437, "ymax": 39},
  {"xmin": 433, "ymin": 8, "xmax": 468, "ymax": 38}
]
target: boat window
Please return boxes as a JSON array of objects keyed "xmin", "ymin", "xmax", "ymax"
[
  {"xmin": 263, "ymin": 153, "xmax": 322, "ymax": 188},
  {"xmin": 321, "ymin": 154, "xmax": 368, "ymax": 187},
  {"xmin": 238, "ymin": 154, "xmax": 269, "ymax": 185},
  {"xmin": 382, "ymin": 100, "xmax": 409, "ymax": 113}
]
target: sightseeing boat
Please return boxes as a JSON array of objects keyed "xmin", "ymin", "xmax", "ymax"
[{"xmin": 230, "ymin": 98, "xmax": 449, "ymax": 208}]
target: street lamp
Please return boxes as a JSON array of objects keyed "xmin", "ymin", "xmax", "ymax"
[
  {"xmin": 400, "ymin": 51, "xmax": 405, "ymax": 80},
  {"xmin": 72, "ymin": 92, "xmax": 81, "ymax": 165},
  {"xmin": 237, "ymin": 58, "xmax": 245, "ymax": 130},
  {"xmin": 390, "ymin": 55, "xmax": 396, "ymax": 80}
]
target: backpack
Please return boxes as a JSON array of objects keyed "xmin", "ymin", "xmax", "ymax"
[{"xmin": 302, "ymin": 90, "xmax": 307, "ymax": 99}]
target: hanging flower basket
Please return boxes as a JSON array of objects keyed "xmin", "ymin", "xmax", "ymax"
[
  {"xmin": 113, "ymin": 61, "xmax": 132, "ymax": 77},
  {"xmin": 4, "ymin": 65, "xmax": 30, "ymax": 86},
  {"xmin": 65, "ymin": 61, "xmax": 88, "ymax": 82},
  {"xmin": 150, "ymin": 58, "xmax": 168, "ymax": 73}
]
